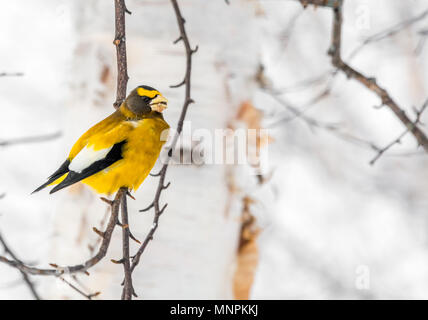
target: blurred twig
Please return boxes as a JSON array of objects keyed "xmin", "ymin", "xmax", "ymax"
[
  {"xmin": 370, "ymin": 98, "xmax": 428, "ymax": 165},
  {"xmin": 349, "ymin": 8, "xmax": 428, "ymax": 60},
  {"xmin": 415, "ymin": 28, "xmax": 428, "ymax": 55},
  {"xmin": 130, "ymin": 0, "xmax": 197, "ymax": 275},
  {"xmin": 59, "ymin": 276, "xmax": 100, "ymax": 300},
  {"xmin": 0, "ymin": 232, "xmax": 40, "ymax": 300},
  {"xmin": 0, "ymin": 72, "xmax": 24, "ymax": 77},
  {"xmin": 0, "ymin": 132, "xmax": 61, "ymax": 147},
  {"xmin": 267, "ymin": 91, "xmax": 383, "ymax": 151}
]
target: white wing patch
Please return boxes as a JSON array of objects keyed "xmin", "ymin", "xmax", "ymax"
[{"xmin": 69, "ymin": 145, "xmax": 113, "ymax": 173}]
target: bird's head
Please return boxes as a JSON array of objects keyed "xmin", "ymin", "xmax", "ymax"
[{"xmin": 123, "ymin": 85, "xmax": 168, "ymax": 118}]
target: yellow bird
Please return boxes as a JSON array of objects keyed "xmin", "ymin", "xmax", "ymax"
[{"xmin": 33, "ymin": 85, "xmax": 170, "ymax": 195}]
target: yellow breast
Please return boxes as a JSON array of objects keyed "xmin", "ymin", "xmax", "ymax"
[{"xmin": 81, "ymin": 117, "xmax": 169, "ymax": 195}]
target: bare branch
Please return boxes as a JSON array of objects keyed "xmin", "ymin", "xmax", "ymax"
[
  {"xmin": 119, "ymin": 189, "xmax": 136, "ymax": 299},
  {"xmin": 330, "ymin": 4, "xmax": 428, "ymax": 152},
  {"xmin": 111, "ymin": 0, "xmax": 134, "ymax": 300},
  {"xmin": 113, "ymin": 0, "xmax": 129, "ymax": 109},
  {"xmin": 299, "ymin": 1, "xmax": 428, "ymax": 153},
  {"xmin": 130, "ymin": 0, "xmax": 196, "ymax": 275},
  {"xmin": 0, "ymin": 189, "xmax": 124, "ymax": 276}
]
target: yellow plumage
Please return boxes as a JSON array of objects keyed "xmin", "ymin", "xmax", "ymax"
[{"xmin": 34, "ymin": 86, "xmax": 170, "ymax": 196}]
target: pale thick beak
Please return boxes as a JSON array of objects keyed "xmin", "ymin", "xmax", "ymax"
[{"xmin": 150, "ymin": 95, "xmax": 168, "ymax": 113}]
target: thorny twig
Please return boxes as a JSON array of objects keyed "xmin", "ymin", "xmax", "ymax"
[
  {"xmin": 0, "ymin": 189, "xmax": 124, "ymax": 276},
  {"xmin": 130, "ymin": 0, "xmax": 197, "ymax": 275},
  {"xmin": 300, "ymin": 0, "xmax": 428, "ymax": 161},
  {"xmin": 113, "ymin": 0, "xmax": 131, "ymax": 109},
  {"xmin": 111, "ymin": 0, "xmax": 135, "ymax": 300},
  {"xmin": 119, "ymin": 190, "xmax": 136, "ymax": 299}
]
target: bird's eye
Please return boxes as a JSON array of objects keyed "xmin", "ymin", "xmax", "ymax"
[{"xmin": 142, "ymin": 96, "xmax": 150, "ymax": 103}]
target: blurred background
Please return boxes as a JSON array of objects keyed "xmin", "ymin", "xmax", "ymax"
[{"xmin": 1, "ymin": 0, "xmax": 428, "ymax": 299}]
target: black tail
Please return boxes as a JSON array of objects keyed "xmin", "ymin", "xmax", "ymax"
[
  {"xmin": 32, "ymin": 160, "xmax": 70, "ymax": 194},
  {"xmin": 49, "ymin": 141, "xmax": 126, "ymax": 194}
]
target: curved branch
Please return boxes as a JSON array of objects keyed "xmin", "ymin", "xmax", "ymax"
[
  {"xmin": 301, "ymin": 0, "xmax": 428, "ymax": 158},
  {"xmin": 0, "ymin": 189, "xmax": 124, "ymax": 276},
  {"xmin": 327, "ymin": 3, "xmax": 428, "ymax": 153},
  {"xmin": 130, "ymin": 0, "xmax": 197, "ymax": 274}
]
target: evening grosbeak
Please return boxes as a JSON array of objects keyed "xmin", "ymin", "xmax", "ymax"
[{"xmin": 33, "ymin": 85, "xmax": 170, "ymax": 195}]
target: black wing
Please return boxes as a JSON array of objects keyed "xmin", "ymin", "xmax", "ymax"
[
  {"xmin": 49, "ymin": 140, "xmax": 127, "ymax": 194},
  {"xmin": 32, "ymin": 159, "xmax": 70, "ymax": 194}
]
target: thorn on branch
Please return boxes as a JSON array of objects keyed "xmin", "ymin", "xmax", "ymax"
[
  {"xmin": 100, "ymin": 197, "xmax": 114, "ymax": 206},
  {"xmin": 170, "ymin": 78, "xmax": 185, "ymax": 88},
  {"xmin": 150, "ymin": 170, "xmax": 162, "ymax": 177},
  {"xmin": 92, "ymin": 227, "xmax": 105, "ymax": 238},
  {"xmin": 162, "ymin": 182, "xmax": 171, "ymax": 190},
  {"xmin": 89, "ymin": 292, "xmax": 102, "ymax": 299},
  {"xmin": 373, "ymin": 104, "xmax": 384, "ymax": 109},
  {"xmin": 129, "ymin": 232, "xmax": 141, "ymax": 244},
  {"xmin": 159, "ymin": 203, "xmax": 168, "ymax": 215},
  {"xmin": 174, "ymin": 36, "xmax": 183, "ymax": 44},
  {"xmin": 126, "ymin": 190, "xmax": 136, "ymax": 200},
  {"xmin": 111, "ymin": 258, "xmax": 126, "ymax": 265},
  {"xmin": 139, "ymin": 202, "xmax": 154, "ymax": 212},
  {"xmin": 129, "ymin": 0, "xmax": 196, "ymax": 280}
]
